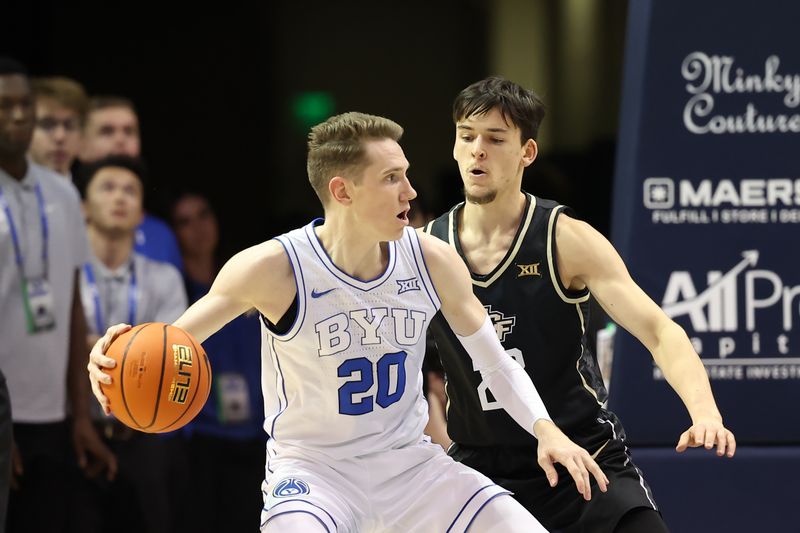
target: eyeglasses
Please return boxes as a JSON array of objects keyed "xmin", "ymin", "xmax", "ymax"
[{"xmin": 36, "ymin": 117, "xmax": 81, "ymax": 133}]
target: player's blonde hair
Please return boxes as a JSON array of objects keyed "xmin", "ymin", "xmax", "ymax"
[
  {"xmin": 31, "ymin": 77, "xmax": 89, "ymax": 124},
  {"xmin": 307, "ymin": 112, "xmax": 403, "ymax": 206}
]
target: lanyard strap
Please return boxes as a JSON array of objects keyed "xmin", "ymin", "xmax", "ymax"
[
  {"xmin": 83, "ymin": 261, "xmax": 137, "ymax": 333},
  {"xmin": 0, "ymin": 182, "xmax": 49, "ymax": 279}
]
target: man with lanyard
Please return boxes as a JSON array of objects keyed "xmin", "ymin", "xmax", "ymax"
[
  {"xmin": 78, "ymin": 96, "xmax": 183, "ymax": 273},
  {"xmin": 0, "ymin": 57, "xmax": 115, "ymax": 532},
  {"xmin": 73, "ymin": 155, "xmax": 187, "ymax": 533},
  {"xmin": 27, "ymin": 76, "xmax": 87, "ymax": 181}
]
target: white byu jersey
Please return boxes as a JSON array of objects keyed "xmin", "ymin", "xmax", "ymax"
[{"xmin": 260, "ymin": 221, "xmax": 441, "ymax": 460}]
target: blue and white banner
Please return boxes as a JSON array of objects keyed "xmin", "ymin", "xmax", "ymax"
[{"xmin": 609, "ymin": 0, "xmax": 800, "ymax": 444}]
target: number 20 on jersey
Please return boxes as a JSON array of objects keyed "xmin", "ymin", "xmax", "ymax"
[{"xmin": 337, "ymin": 351, "xmax": 408, "ymax": 415}]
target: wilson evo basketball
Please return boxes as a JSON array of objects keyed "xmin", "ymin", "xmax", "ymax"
[{"xmin": 102, "ymin": 322, "xmax": 212, "ymax": 433}]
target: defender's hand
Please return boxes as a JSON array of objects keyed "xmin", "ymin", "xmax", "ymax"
[
  {"xmin": 87, "ymin": 323, "xmax": 130, "ymax": 415},
  {"xmin": 676, "ymin": 418, "xmax": 736, "ymax": 458},
  {"xmin": 534, "ymin": 419, "xmax": 609, "ymax": 501}
]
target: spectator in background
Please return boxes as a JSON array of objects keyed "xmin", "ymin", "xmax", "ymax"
[
  {"xmin": 170, "ymin": 191, "xmax": 265, "ymax": 533},
  {"xmin": 28, "ymin": 77, "xmax": 87, "ymax": 180},
  {"xmin": 79, "ymin": 96, "xmax": 183, "ymax": 272},
  {"xmin": 78, "ymin": 97, "xmax": 139, "ymax": 163},
  {"xmin": 73, "ymin": 156, "xmax": 187, "ymax": 533},
  {"xmin": 0, "ymin": 56, "xmax": 114, "ymax": 533}
]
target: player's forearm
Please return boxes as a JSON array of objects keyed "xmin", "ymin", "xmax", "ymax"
[
  {"xmin": 173, "ymin": 292, "xmax": 248, "ymax": 344},
  {"xmin": 652, "ymin": 321, "xmax": 722, "ymax": 422},
  {"xmin": 480, "ymin": 361, "xmax": 553, "ymax": 436},
  {"xmin": 457, "ymin": 316, "xmax": 552, "ymax": 436}
]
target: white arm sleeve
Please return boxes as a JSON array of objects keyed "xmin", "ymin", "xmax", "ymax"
[{"xmin": 456, "ymin": 316, "xmax": 552, "ymax": 437}]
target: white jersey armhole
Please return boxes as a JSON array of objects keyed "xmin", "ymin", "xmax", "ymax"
[{"xmin": 268, "ymin": 236, "xmax": 307, "ymax": 341}]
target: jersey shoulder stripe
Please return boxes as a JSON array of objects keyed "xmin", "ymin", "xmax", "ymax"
[
  {"xmin": 265, "ymin": 335, "xmax": 289, "ymax": 438},
  {"xmin": 405, "ymin": 227, "xmax": 441, "ymax": 309},
  {"xmin": 270, "ymin": 234, "xmax": 308, "ymax": 340},
  {"xmin": 425, "ymin": 203, "xmax": 462, "ymax": 245},
  {"xmin": 544, "ymin": 205, "xmax": 590, "ymax": 303}
]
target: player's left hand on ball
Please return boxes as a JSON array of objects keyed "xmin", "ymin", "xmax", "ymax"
[
  {"xmin": 676, "ymin": 418, "xmax": 736, "ymax": 458},
  {"xmin": 87, "ymin": 323, "xmax": 131, "ymax": 415},
  {"xmin": 534, "ymin": 419, "xmax": 609, "ymax": 501}
]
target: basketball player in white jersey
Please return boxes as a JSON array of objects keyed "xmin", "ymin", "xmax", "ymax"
[{"xmin": 87, "ymin": 112, "xmax": 608, "ymax": 532}]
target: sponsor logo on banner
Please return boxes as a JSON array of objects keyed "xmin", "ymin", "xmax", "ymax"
[
  {"xmin": 643, "ymin": 176, "xmax": 800, "ymax": 224},
  {"xmin": 681, "ymin": 52, "xmax": 800, "ymax": 135},
  {"xmin": 654, "ymin": 250, "xmax": 800, "ymax": 381}
]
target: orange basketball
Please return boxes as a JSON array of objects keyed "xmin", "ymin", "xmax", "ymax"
[{"xmin": 101, "ymin": 322, "xmax": 212, "ymax": 433}]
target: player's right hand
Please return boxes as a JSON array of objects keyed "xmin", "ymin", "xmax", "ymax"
[
  {"xmin": 534, "ymin": 419, "xmax": 609, "ymax": 501},
  {"xmin": 87, "ymin": 323, "xmax": 131, "ymax": 415}
]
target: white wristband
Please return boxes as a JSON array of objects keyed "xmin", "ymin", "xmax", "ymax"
[{"xmin": 456, "ymin": 316, "xmax": 552, "ymax": 437}]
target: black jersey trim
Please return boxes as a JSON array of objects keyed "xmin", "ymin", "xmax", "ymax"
[
  {"xmin": 572, "ymin": 300, "xmax": 604, "ymax": 406},
  {"xmin": 472, "ymin": 194, "xmax": 536, "ymax": 288},
  {"xmin": 576, "ymin": 348, "xmax": 604, "ymax": 406},
  {"xmin": 264, "ymin": 236, "xmax": 306, "ymax": 341},
  {"xmin": 448, "ymin": 194, "xmax": 536, "ymax": 288},
  {"xmin": 590, "ymin": 439, "xmax": 610, "ymax": 459},
  {"xmin": 596, "ymin": 417, "xmax": 658, "ymax": 511},
  {"xmin": 545, "ymin": 207, "xmax": 601, "ymax": 406},
  {"xmin": 445, "ymin": 204, "xmax": 462, "ymax": 247},
  {"xmin": 546, "ymin": 206, "xmax": 591, "ymax": 304}
]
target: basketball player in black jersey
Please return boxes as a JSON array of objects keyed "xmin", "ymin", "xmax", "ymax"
[{"xmin": 424, "ymin": 77, "xmax": 736, "ymax": 533}]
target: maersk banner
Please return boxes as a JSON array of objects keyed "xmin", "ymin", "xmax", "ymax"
[{"xmin": 610, "ymin": 0, "xmax": 800, "ymax": 444}]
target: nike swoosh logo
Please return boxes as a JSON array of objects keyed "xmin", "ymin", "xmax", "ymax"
[{"xmin": 311, "ymin": 288, "xmax": 337, "ymax": 298}]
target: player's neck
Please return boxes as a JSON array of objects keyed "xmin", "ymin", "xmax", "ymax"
[
  {"xmin": 88, "ymin": 226, "xmax": 134, "ymax": 270},
  {"xmin": 461, "ymin": 189, "xmax": 526, "ymax": 240},
  {"xmin": 183, "ymin": 254, "xmax": 216, "ymax": 285},
  {"xmin": 314, "ymin": 218, "xmax": 389, "ymax": 281}
]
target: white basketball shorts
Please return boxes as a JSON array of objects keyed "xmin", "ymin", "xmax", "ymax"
[{"xmin": 260, "ymin": 438, "xmax": 512, "ymax": 532}]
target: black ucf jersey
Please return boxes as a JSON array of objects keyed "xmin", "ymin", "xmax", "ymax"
[{"xmin": 425, "ymin": 193, "xmax": 608, "ymax": 447}]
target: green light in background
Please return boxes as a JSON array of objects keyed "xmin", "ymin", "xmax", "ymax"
[{"xmin": 292, "ymin": 92, "xmax": 336, "ymax": 130}]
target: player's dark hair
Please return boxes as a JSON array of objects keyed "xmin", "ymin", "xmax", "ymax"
[
  {"xmin": 75, "ymin": 155, "xmax": 148, "ymax": 199},
  {"xmin": 453, "ymin": 76, "xmax": 546, "ymax": 143},
  {"xmin": 86, "ymin": 95, "xmax": 138, "ymax": 120}
]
